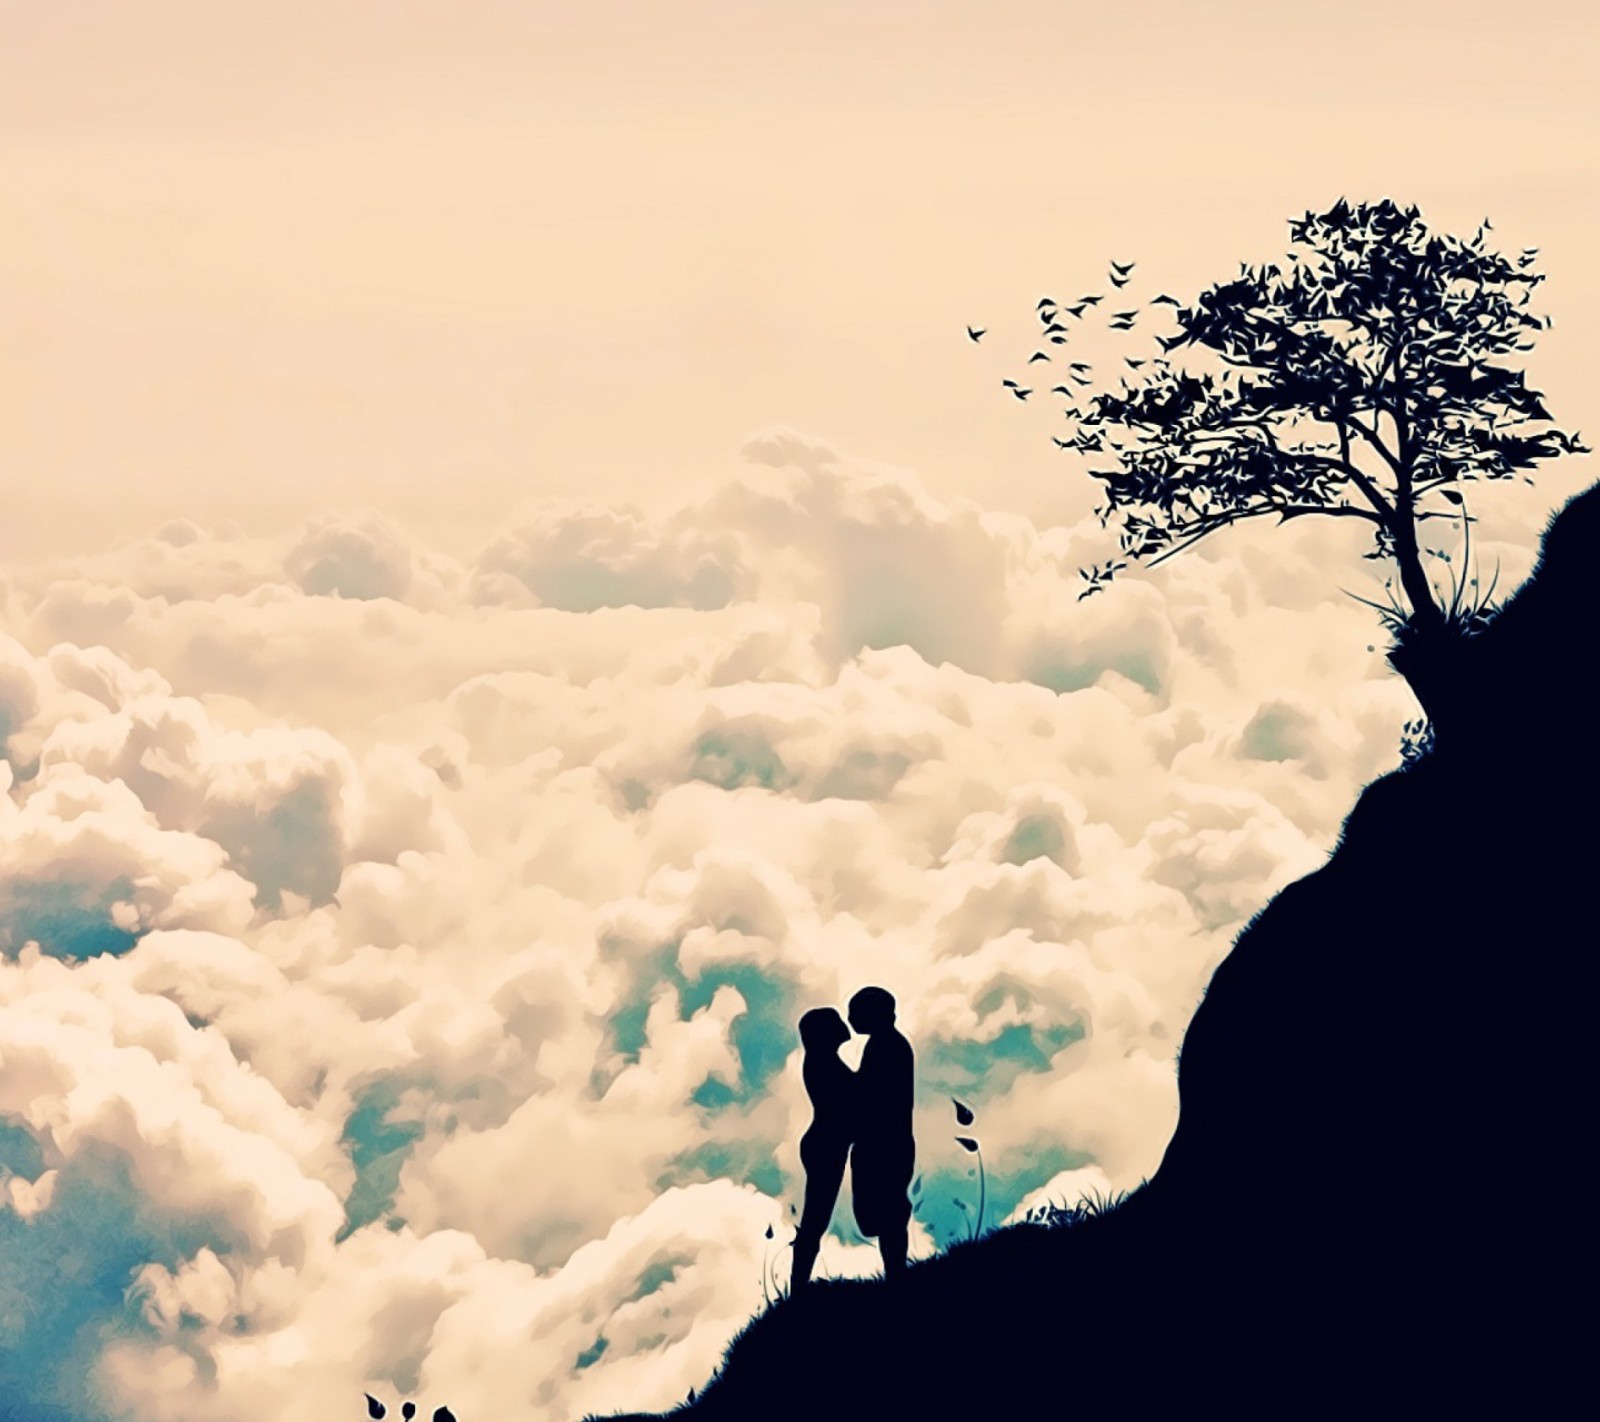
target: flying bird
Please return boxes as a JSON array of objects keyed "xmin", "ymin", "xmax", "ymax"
[
  {"xmin": 1012, "ymin": 386, "xmax": 1033, "ymax": 400},
  {"xmin": 1078, "ymin": 294, "xmax": 1104, "ymax": 306},
  {"xmin": 1151, "ymin": 293, "xmax": 1180, "ymax": 306},
  {"xmin": 1052, "ymin": 436, "xmax": 1072, "ymax": 448},
  {"xmin": 1111, "ymin": 310, "xmax": 1139, "ymax": 322},
  {"xmin": 1037, "ymin": 297, "xmax": 1057, "ymax": 312},
  {"xmin": 1043, "ymin": 322, "xmax": 1068, "ymax": 335},
  {"xmin": 1069, "ymin": 361, "xmax": 1091, "ymax": 371},
  {"xmin": 1051, "ymin": 384, "xmax": 1072, "ymax": 394},
  {"xmin": 1157, "ymin": 332, "xmax": 1187, "ymax": 352},
  {"xmin": 1072, "ymin": 373, "xmax": 1093, "ymax": 386},
  {"xmin": 1065, "ymin": 303, "xmax": 1088, "ymax": 318},
  {"xmin": 1029, "ymin": 351, "xmax": 1051, "ymax": 362},
  {"xmin": 966, "ymin": 325, "xmax": 986, "ymax": 342},
  {"xmin": 1110, "ymin": 260, "xmax": 1135, "ymax": 276},
  {"xmin": 1049, "ymin": 335, "xmax": 1069, "ymax": 344},
  {"xmin": 1002, "ymin": 378, "xmax": 1019, "ymax": 388},
  {"xmin": 1125, "ymin": 357, "xmax": 1146, "ymax": 369}
]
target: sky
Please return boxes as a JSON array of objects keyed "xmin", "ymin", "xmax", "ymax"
[{"xmin": 2, "ymin": 3, "xmax": 1597, "ymax": 1419}]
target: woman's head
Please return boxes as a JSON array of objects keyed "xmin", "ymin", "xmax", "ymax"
[{"xmin": 799, "ymin": 1006, "xmax": 851, "ymax": 1051}]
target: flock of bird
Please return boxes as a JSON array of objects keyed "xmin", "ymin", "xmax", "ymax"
[{"xmin": 966, "ymin": 258, "xmax": 1184, "ymax": 419}]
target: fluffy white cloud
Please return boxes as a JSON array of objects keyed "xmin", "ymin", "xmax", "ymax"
[{"xmin": 0, "ymin": 440, "xmax": 1582, "ymax": 1420}]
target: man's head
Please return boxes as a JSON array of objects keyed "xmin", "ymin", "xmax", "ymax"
[{"xmin": 847, "ymin": 985, "xmax": 896, "ymax": 1035}]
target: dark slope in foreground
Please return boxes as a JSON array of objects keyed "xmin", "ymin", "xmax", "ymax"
[{"xmin": 600, "ymin": 483, "xmax": 1600, "ymax": 1422}]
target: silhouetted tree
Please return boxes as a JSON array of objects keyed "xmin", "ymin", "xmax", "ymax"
[{"xmin": 1055, "ymin": 200, "xmax": 1586, "ymax": 721}]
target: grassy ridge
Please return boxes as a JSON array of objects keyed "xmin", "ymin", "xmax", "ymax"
[{"xmin": 597, "ymin": 481, "xmax": 1600, "ymax": 1422}]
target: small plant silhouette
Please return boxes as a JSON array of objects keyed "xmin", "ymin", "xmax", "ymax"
[
  {"xmin": 758, "ymin": 1221, "xmax": 792, "ymax": 1308},
  {"xmin": 1398, "ymin": 717, "xmax": 1435, "ymax": 765},
  {"xmin": 951, "ymin": 1098, "xmax": 986, "ymax": 1241},
  {"xmin": 1023, "ymin": 1187, "xmax": 1131, "ymax": 1229},
  {"xmin": 363, "ymin": 1394, "xmax": 455, "ymax": 1422}
]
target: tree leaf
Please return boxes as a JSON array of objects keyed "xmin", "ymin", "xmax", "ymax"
[
  {"xmin": 365, "ymin": 1397, "xmax": 387, "ymax": 1421},
  {"xmin": 952, "ymin": 1098, "xmax": 975, "ymax": 1126},
  {"xmin": 955, "ymin": 1136, "xmax": 980, "ymax": 1153}
]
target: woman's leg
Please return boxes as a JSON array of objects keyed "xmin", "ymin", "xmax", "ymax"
[{"xmin": 791, "ymin": 1147, "xmax": 848, "ymax": 1293}]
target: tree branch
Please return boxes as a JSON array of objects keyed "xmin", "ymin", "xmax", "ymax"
[
  {"xmin": 1145, "ymin": 500, "xmax": 1383, "ymax": 567},
  {"xmin": 1341, "ymin": 414, "xmax": 1403, "ymax": 476}
]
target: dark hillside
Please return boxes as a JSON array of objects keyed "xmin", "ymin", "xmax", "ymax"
[{"xmin": 599, "ymin": 482, "xmax": 1600, "ymax": 1422}]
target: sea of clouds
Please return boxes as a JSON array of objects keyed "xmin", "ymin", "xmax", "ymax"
[{"xmin": 0, "ymin": 429, "xmax": 1578, "ymax": 1420}]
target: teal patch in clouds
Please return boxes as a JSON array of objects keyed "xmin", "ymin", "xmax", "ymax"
[
  {"xmin": 689, "ymin": 726, "xmax": 792, "ymax": 792},
  {"xmin": 337, "ymin": 1080, "xmax": 425, "ymax": 1240},
  {"xmin": 1000, "ymin": 814, "xmax": 1071, "ymax": 867},
  {"xmin": 0, "ymin": 876, "xmax": 141, "ymax": 960},
  {"xmin": 625, "ymin": 1255, "xmax": 692, "ymax": 1304},
  {"xmin": 608, "ymin": 991, "xmax": 654, "ymax": 1065},
  {"xmin": 0, "ymin": 1119, "xmax": 45, "ymax": 1178},
  {"xmin": 603, "ymin": 948, "xmax": 796, "ymax": 1110},
  {"xmin": 920, "ymin": 1019, "xmax": 1085, "ymax": 1099},
  {"xmin": 664, "ymin": 1139, "xmax": 784, "ymax": 1198},
  {"xmin": 680, "ymin": 964, "xmax": 794, "ymax": 1105},
  {"xmin": 0, "ymin": 1145, "xmax": 225, "ymax": 1422}
]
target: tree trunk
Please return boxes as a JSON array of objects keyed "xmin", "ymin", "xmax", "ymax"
[
  {"xmin": 1391, "ymin": 516, "xmax": 1444, "ymax": 635},
  {"xmin": 1387, "ymin": 513, "xmax": 1459, "ymax": 731}
]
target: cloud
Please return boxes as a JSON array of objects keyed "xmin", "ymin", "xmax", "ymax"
[
  {"xmin": 473, "ymin": 504, "xmax": 753, "ymax": 612},
  {"xmin": 285, "ymin": 512, "xmax": 419, "ymax": 602},
  {"xmin": 0, "ymin": 435, "xmax": 1572, "ymax": 1420}
]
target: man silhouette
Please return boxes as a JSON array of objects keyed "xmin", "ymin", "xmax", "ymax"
[{"xmin": 846, "ymin": 985, "xmax": 915, "ymax": 1279}]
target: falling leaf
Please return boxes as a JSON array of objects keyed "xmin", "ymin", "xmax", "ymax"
[
  {"xmin": 952, "ymin": 1098, "xmax": 975, "ymax": 1126},
  {"xmin": 764, "ymin": 1224, "xmax": 773, "ymax": 1239},
  {"xmin": 365, "ymin": 1397, "xmax": 387, "ymax": 1421},
  {"xmin": 402, "ymin": 1405, "xmax": 416, "ymax": 1421},
  {"xmin": 433, "ymin": 1410, "xmax": 457, "ymax": 1422},
  {"xmin": 911, "ymin": 1175, "xmax": 923, "ymax": 1197},
  {"xmin": 955, "ymin": 1136, "xmax": 980, "ymax": 1153}
]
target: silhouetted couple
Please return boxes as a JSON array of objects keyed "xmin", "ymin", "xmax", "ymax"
[{"xmin": 791, "ymin": 986, "xmax": 915, "ymax": 1293}]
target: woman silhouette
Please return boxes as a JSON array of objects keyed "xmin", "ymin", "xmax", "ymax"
[{"xmin": 791, "ymin": 1006, "xmax": 855, "ymax": 1294}]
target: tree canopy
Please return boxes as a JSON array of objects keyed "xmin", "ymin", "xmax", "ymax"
[{"xmin": 1046, "ymin": 200, "xmax": 1586, "ymax": 644}]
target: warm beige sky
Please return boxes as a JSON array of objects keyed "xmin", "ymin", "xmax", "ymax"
[
  {"xmin": 5, "ymin": 0, "xmax": 1598, "ymax": 558},
  {"xmin": 6, "ymin": 9, "xmax": 1600, "ymax": 1417}
]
